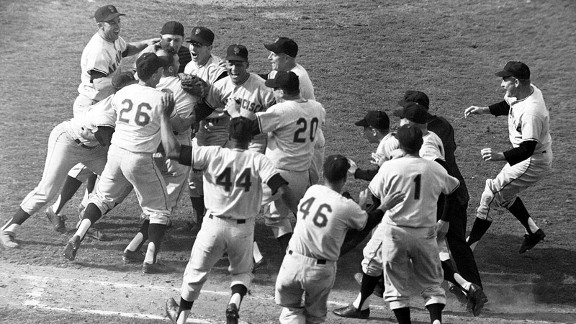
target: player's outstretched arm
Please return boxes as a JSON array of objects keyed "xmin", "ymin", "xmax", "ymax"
[
  {"xmin": 378, "ymin": 191, "xmax": 405, "ymax": 211},
  {"xmin": 464, "ymin": 105, "xmax": 490, "ymax": 118},
  {"xmin": 160, "ymin": 94, "xmax": 180, "ymax": 159},
  {"xmin": 124, "ymin": 37, "xmax": 161, "ymax": 57},
  {"xmin": 277, "ymin": 184, "xmax": 299, "ymax": 216}
]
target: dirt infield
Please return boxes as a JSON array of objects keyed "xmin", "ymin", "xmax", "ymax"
[{"xmin": 1, "ymin": 0, "xmax": 576, "ymax": 323}]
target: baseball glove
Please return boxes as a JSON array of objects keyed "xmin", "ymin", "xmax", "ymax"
[
  {"xmin": 94, "ymin": 126, "xmax": 115, "ymax": 147},
  {"xmin": 178, "ymin": 73, "xmax": 208, "ymax": 98}
]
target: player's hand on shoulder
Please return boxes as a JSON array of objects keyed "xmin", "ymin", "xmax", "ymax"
[
  {"xmin": 435, "ymin": 219, "xmax": 449, "ymax": 239},
  {"xmin": 358, "ymin": 189, "xmax": 369, "ymax": 209},
  {"xmin": 347, "ymin": 158, "xmax": 358, "ymax": 175},
  {"xmin": 379, "ymin": 191, "xmax": 405, "ymax": 211},
  {"xmin": 370, "ymin": 152, "xmax": 386, "ymax": 166},
  {"xmin": 147, "ymin": 37, "xmax": 161, "ymax": 47},
  {"xmin": 160, "ymin": 89, "xmax": 175, "ymax": 117},
  {"xmin": 224, "ymin": 98, "xmax": 241, "ymax": 118}
]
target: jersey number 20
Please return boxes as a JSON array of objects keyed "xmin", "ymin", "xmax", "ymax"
[
  {"xmin": 118, "ymin": 99, "xmax": 151, "ymax": 126},
  {"xmin": 216, "ymin": 168, "xmax": 252, "ymax": 192},
  {"xmin": 293, "ymin": 117, "xmax": 319, "ymax": 143}
]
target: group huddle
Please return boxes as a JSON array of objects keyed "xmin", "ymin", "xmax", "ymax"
[{"xmin": 0, "ymin": 4, "xmax": 553, "ymax": 324}]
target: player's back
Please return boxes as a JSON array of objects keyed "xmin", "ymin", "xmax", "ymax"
[
  {"xmin": 260, "ymin": 99, "xmax": 326, "ymax": 171},
  {"xmin": 111, "ymin": 84, "xmax": 166, "ymax": 153},
  {"xmin": 290, "ymin": 184, "xmax": 367, "ymax": 261},
  {"xmin": 194, "ymin": 146, "xmax": 278, "ymax": 218}
]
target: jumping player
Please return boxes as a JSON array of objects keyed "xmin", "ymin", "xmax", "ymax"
[
  {"xmin": 464, "ymin": 61, "xmax": 552, "ymax": 254},
  {"xmin": 164, "ymin": 117, "xmax": 299, "ymax": 324}
]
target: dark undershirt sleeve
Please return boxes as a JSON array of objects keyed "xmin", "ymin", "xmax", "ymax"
[
  {"xmin": 214, "ymin": 71, "xmax": 228, "ymax": 82},
  {"xmin": 194, "ymin": 99, "xmax": 216, "ymax": 122},
  {"xmin": 354, "ymin": 168, "xmax": 379, "ymax": 181},
  {"xmin": 266, "ymin": 174, "xmax": 288, "ymax": 195},
  {"xmin": 488, "ymin": 101, "xmax": 510, "ymax": 116},
  {"xmin": 504, "ymin": 140, "xmax": 537, "ymax": 166},
  {"xmin": 88, "ymin": 70, "xmax": 107, "ymax": 83},
  {"xmin": 340, "ymin": 194, "xmax": 382, "ymax": 256},
  {"xmin": 178, "ymin": 145, "xmax": 193, "ymax": 166}
]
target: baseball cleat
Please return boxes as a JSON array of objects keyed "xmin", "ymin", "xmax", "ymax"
[
  {"xmin": 45, "ymin": 209, "xmax": 67, "ymax": 234},
  {"xmin": 448, "ymin": 284, "xmax": 468, "ymax": 305},
  {"xmin": 142, "ymin": 261, "xmax": 170, "ymax": 274},
  {"xmin": 519, "ymin": 229, "xmax": 546, "ymax": 254},
  {"xmin": 466, "ymin": 283, "xmax": 487, "ymax": 316},
  {"xmin": 123, "ymin": 249, "xmax": 145, "ymax": 263},
  {"xmin": 225, "ymin": 303, "xmax": 239, "ymax": 324},
  {"xmin": 333, "ymin": 304, "xmax": 370, "ymax": 319},
  {"xmin": 76, "ymin": 219, "xmax": 110, "ymax": 241},
  {"xmin": 63, "ymin": 235, "xmax": 81, "ymax": 261},
  {"xmin": 165, "ymin": 297, "xmax": 180, "ymax": 324},
  {"xmin": 252, "ymin": 257, "xmax": 267, "ymax": 273},
  {"xmin": 0, "ymin": 230, "xmax": 19, "ymax": 248}
]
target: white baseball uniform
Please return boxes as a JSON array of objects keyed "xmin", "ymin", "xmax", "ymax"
[
  {"xmin": 178, "ymin": 143, "xmax": 284, "ymax": 302},
  {"xmin": 367, "ymin": 156, "xmax": 459, "ymax": 310},
  {"xmin": 275, "ymin": 184, "xmax": 367, "ymax": 323}
]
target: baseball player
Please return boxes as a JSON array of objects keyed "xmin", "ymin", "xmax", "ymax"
[
  {"xmin": 376, "ymin": 125, "xmax": 459, "ymax": 324},
  {"xmin": 136, "ymin": 21, "xmax": 191, "ymax": 74},
  {"xmin": 263, "ymin": 37, "xmax": 325, "ymax": 185},
  {"xmin": 182, "ymin": 26, "xmax": 228, "ymax": 228},
  {"xmin": 225, "ymin": 71, "xmax": 325, "ymax": 253},
  {"xmin": 163, "ymin": 117, "xmax": 299, "ymax": 324},
  {"xmin": 46, "ymin": 5, "xmax": 160, "ymax": 239},
  {"xmin": 0, "ymin": 74, "xmax": 136, "ymax": 248},
  {"xmin": 62, "ymin": 53, "xmax": 176, "ymax": 275},
  {"xmin": 274, "ymin": 154, "xmax": 404, "ymax": 323},
  {"xmin": 464, "ymin": 61, "xmax": 552, "ymax": 254}
]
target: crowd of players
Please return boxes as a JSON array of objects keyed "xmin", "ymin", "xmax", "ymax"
[{"xmin": 0, "ymin": 4, "xmax": 553, "ymax": 324}]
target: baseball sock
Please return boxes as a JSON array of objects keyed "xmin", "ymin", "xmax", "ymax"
[
  {"xmin": 392, "ymin": 307, "xmax": 411, "ymax": 324},
  {"xmin": 190, "ymin": 196, "xmax": 205, "ymax": 225},
  {"xmin": 3, "ymin": 208, "xmax": 31, "ymax": 230},
  {"xmin": 277, "ymin": 232, "xmax": 292, "ymax": 253},
  {"xmin": 441, "ymin": 260, "xmax": 460, "ymax": 287},
  {"xmin": 53, "ymin": 176, "xmax": 83, "ymax": 214},
  {"xmin": 75, "ymin": 203, "xmax": 102, "ymax": 239},
  {"xmin": 229, "ymin": 284, "xmax": 248, "ymax": 309},
  {"xmin": 126, "ymin": 219, "xmax": 150, "ymax": 252},
  {"xmin": 146, "ymin": 224, "xmax": 166, "ymax": 263},
  {"xmin": 507, "ymin": 198, "xmax": 538, "ymax": 234},
  {"xmin": 86, "ymin": 173, "xmax": 98, "ymax": 194},
  {"xmin": 466, "ymin": 217, "xmax": 492, "ymax": 246},
  {"xmin": 426, "ymin": 303, "xmax": 444, "ymax": 323},
  {"xmin": 353, "ymin": 273, "xmax": 379, "ymax": 310},
  {"xmin": 177, "ymin": 298, "xmax": 194, "ymax": 323}
]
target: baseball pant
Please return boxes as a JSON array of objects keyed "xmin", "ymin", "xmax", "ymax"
[
  {"xmin": 378, "ymin": 224, "xmax": 445, "ymax": 310},
  {"xmin": 72, "ymin": 94, "xmax": 96, "ymax": 117},
  {"xmin": 477, "ymin": 151, "xmax": 552, "ymax": 221},
  {"xmin": 309, "ymin": 129, "xmax": 325, "ymax": 185},
  {"xmin": 262, "ymin": 169, "xmax": 309, "ymax": 238},
  {"xmin": 19, "ymin": 122, "xmax": 108, "ymax": 215},
  {"xmin": 162, "ymin": 132, "xmax": 192, "ymax": 211},
  {"xmin": 90, "ymin": 144, "xmax": 170, "ymax": 225},
  {"xmin": 180, "ymin": 215, "xmax": 255, "ymax": 301},
  {"xmin": 275, "ymin": 251, "xmax": 336, "ymax": 324}
]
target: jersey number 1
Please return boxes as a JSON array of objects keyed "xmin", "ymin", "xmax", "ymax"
[{"xmin": 413, "ymin": 174, "xmax": 421, "ymax": 200}]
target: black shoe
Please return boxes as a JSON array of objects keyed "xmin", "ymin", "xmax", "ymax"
[
  {"xmin": 45, "ymin": 209, "xmax": 66, "ymax": 234},
  {"xmin": 333, "ymin": 304, "xmax": 370, "ymax": 319},
  {"xmin": 123, "ymin": 249, "xmax": 145, "ymax": 263},
  {"xmin": 142, "ymin": 261, "xmax": 170, "ymax": 274},
  {"xmin": 449, "ymin": 284, "xmax": 468, "ymax": 305},
  {"xmin": 226, "ymin": 303, "xmax": 239, "ymax": 324},
  {"xmin": 519, "ymin": 229, "xmax": 545, "ymax": 254},
  {"xmin": 165, "ymin": 298, "xmax": 180, "ymax": 324},
  {"xmin": 466, "ymin": 283, "xmax": 487, "ymax": 316},
  {"xmin": 63, "ymin": 235, "xmax": 81, "ymax": 261}
]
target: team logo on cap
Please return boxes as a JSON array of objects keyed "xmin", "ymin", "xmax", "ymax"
[
  {"xmin": 274, "ymin": 37, "xmax": 281, "ymax": 42},
  {"xmin": 194, "ymin": 28, "xmax": 201, "ymax": 35},
  {"xmin": 108, "ymin": 5, "xmax": 116, "ymax": 12},
  {"xmin": 234, "ymin": 46, "xmax": 241, "ymax": 55}
]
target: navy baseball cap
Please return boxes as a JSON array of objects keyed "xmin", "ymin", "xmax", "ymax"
[
  {"xmin": 355, "ymin": 111, "xmax": 390, "ymax": 131},
  {"xmin": 495, "ymin": 61, "xmax": 530, "ymax": 80},
  {"xmin": 136, "ymin": 53, "xmax": 163, "ymax": 81},
  {"xmin": 186, "ymin": 27, "xmax": 215, "ymax": 46},
  {"xmin": 226, "ymin": 44, "xmax": 249, "ymax": 62},
  {"xmin": 228, "ymin": 117, "xmax": 253, "ymax": 142},
  {"xmin": 264, "ymin": 37, "xmax": 298, "ymax": 58},
  {"xmin": 323, "ymin": 154, "xmax": 350, "ymax": 182},
  {"xmin": 393, "ymin": 102, "xmax": 434, "ymax": 124},
  {"xmin": 94, "ymin": 5, "xmax": 125, "ymax": 23},
  {"xmin": 265, "ymin": 71, "xmax": 299, "ymax": 92},
  {"xmin": 398, "ymin": 90, "xmax": 430, "ymax": 110},
  {"xmin": 161, "ymin": 21, "xmax": 184, "ymax": 37},
  {"xmin": 396, "ymin": 124, "xmax": 423, "ymax": 153}
]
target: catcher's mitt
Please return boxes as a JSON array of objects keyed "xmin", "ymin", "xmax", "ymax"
[
  {"xmin": 178, "ymin": 73, "xmax": 208, "ymax": 98},
  {"xmin": 94, "ymin": 126, "xmax": 115, "ymax": 147}
]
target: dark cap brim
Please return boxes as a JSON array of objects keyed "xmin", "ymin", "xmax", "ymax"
[
  {"xmin": 264, "ymin": 43, "xmax": 280, "ymax": 53},
  {"xmin": 226, "ymin": 55, "xmax": 247, "ymax": 62},
  {"xmin": 264, "ymin": 78, "xmax": 278, "ymax": 88},
  {"xmin": 393, "ymin": 109, "xmax": 405, "ymax": 118},
  {"xmin": 495, "ymin": 70, "xmax": 513, "ymax": 77},
  {"xmin": 99, "ymin": 13, "xmax": 125, "ymax": 22},
  {"xmin": 186, "ymin": 36, "xmax": 210, "ymax": 46},
  {"xmin": 354, "ymin": 118, "xmax": 369, "ymax": 127}
]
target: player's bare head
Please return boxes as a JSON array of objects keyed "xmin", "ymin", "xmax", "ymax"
[
  {"xmin": 187, "ymin": 27, "xmax": 215, "ymax": 64},
  {"xmin": 398, "ymin": 90, "xmax": 430, "ymax": 110},
  {"xmin": 156, "ymin": 48, "xmax": 179, "ymax": 76},
  {"xmin": 394, "ymin": 102, "xmax": 433, "ymax": 128},
  {"xmin": 396, "ymin": 124, "xmax": 423, "ymax": 155},
  {"xmin": 228, "ymin": 116, "xmax": 253, "ymax": 144},
  {"xmin": 136, "ymin": 53, "xmax": 164, "ymax": 83},
  {"xmin": 265, "ymin": 37, "xmax": 298, "ymax": 71},
  {"xmin": 226, "ymin": 45, "xmax": 250, "ymax": 84},
  {"xmin": 111, "ymin": 71, "xmax": 136, "ymax": 91},
  {"xmin": 323, "ymin": 155, "xmax": 350, "ymax": 183},
  {"xmin": 159, "ymin": 21, "xmax": 184, "ymax": 52},
  {"xmin": 265, "ymin": 71, "xmax": 300, "ymax": 97},
  {"xmin": 95, "ymin": 5, "xmax": 125, "ymax": 41}
]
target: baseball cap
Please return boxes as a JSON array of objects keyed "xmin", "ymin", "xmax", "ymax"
[
  {"xmin": 398, "ymin": 90, "xmax": 430, "ymax": 110},
  {"xmin": 111, "ymin": 71, "xmax": 136, "ymax": 90},
  {"xmin": 160, "ymin": 21, "xmax": 184, "ymax": 37},
  {"xmin": 264, "ymin": 71, "xmax": 299, "ymax": 92},
  {"xmin": 226, "ymin": 44, "xmax": 249, "ymax": 62},
  {"xmin": 264, "ymin": 37, "xmax": 298, "ymax": 58},
  {"xmin": 136, "ymin": 53, "xmax": 163, "ymax": 81},
  {"xmin": 228, "ymin": 117, "xmax": 253, "ymax": 142},
  {"xmin": 495, "ymin": 61, "xmax": 530, "ymax": 79},
  {"xmin": 393, "ymin": 102, "xmax": 434, "ymax": 124},
  {"xmin": 94, "ymin": 5, "xmax": 125, "ymax": 23},
  {"xmin": 396, "ymin": 124, "xmax": 423, "ymax": 153},
  {"xmin": 323, "ymin": 154, "xmax": 350, "ymax": 182},
  {"xmin": 186, "ymin": 27, "xmax": 215, "ymax": 46},
  {"xmin": 355, "ymin": 111, "xmax": 390, "ymax": 131}
]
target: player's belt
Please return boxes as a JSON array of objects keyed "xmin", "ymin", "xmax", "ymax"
[
  {"xmin": 74, "ymin": 138, "xmax": 98, "ymax": 150},
  {"xmin": 208, "ymin": 214, "xmax": 246, "ymax": 224},
  {"xmin": 288, "ymin": 250, "xmax": 327, "ymax": 265}
]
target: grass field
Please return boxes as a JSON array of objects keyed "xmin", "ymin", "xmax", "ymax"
[{"xmin": 1, "ymin": 0, "xmax": 576, "ymax": 323}]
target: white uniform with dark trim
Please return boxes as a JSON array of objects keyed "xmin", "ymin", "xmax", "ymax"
[
  {"xmin": 275, "ymin": 184, "xmax": 367, "ymax": 323},
  {"xmin": 90, "ymin": 83, "xmax": 174, "ymax": 225},
  {"xmin": 477, "ymin": 85, "xmax": 553, "ymax": 219},
  {"xmin": 367, "ymin": 156, "xmax": 459, "ymax": 310},
  {"xmin": 180, "ymin": 144, "xmax": 281, "ymax": 302}
]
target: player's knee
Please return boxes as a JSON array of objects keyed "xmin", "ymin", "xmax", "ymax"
[{"xmin": 149, "ymin": 213, "xmax": 170, "ymax": 225}]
